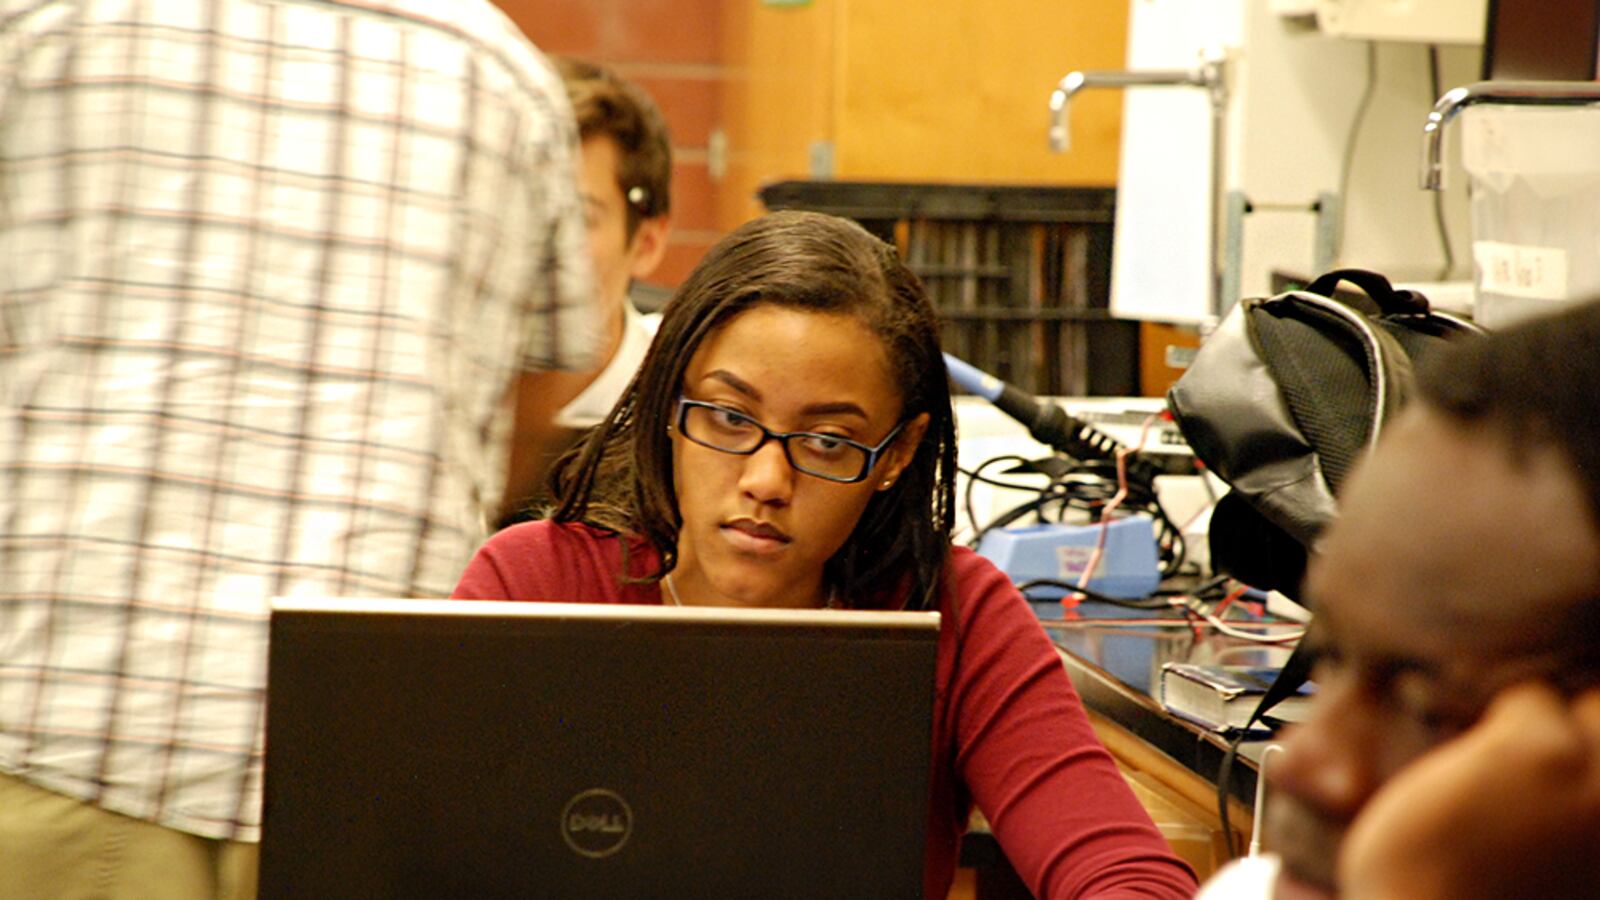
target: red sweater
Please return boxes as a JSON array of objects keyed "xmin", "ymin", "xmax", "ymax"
[{"xmin": 454, "ymin": 521, "xmax": 1198, "ymax": 899}]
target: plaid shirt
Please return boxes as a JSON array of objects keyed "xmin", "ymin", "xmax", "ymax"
[{"xmin": 0, "ymin": 0, "xmax": 597, "ymax": 841}]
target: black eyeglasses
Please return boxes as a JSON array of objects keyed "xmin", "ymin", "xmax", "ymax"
[{"xmin": 674, "ymin": 397, "xmax": 906, "ymax": 484}]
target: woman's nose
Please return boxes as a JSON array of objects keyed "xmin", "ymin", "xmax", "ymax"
[{"xmin": 737, "ymin": 438, "xmax": 796, "ymax": 505}]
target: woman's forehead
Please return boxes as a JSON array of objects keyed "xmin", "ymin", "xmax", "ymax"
[{"xmin": 684, "ymin": 306, "xmax": 901, "ymax": 410}]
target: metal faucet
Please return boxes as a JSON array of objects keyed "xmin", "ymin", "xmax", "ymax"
[
  {"xmin": 1421, "ymin": 80, "xmax": 1600, "ymax": 190},
  {"xmin": 1048, "ymin": 60, "xmax": 1226, "ymax": 153},
  {"xmin": 1048, "ymin": 55, "xmax": 1230, "ymax": 317}
]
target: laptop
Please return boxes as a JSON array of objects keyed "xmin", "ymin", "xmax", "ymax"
[{"xmin": 260, "ymin": 599, "xmax": 940, "ymax": 899}]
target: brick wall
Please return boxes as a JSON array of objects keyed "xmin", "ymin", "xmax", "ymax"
[{"xmin": 496, "ymin": 0, "xmax": 726, "ymax": 290}]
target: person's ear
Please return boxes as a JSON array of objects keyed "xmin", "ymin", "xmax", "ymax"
[
  {"xmin": 874, "ymin": 413, "xmax": 929, "ymax": 491},
  {"xmin": 627, "ymin": 214, "xmax": 670, "ymax": 281}
]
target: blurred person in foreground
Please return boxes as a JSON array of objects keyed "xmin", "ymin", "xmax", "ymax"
[
  {"xmin": 501, "ymin": 55, "xmax": 671, "ymax": 523},
  {"xmin": 1198, "ymin": 299, "xmax": 1600, "ymax": 899},
  {"xmin": 0, "ymin": 1, "xmax": 598, "ymax": 896}
]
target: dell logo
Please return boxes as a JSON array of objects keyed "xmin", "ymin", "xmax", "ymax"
[{"xmin": 560, "ymin": 788, "xmax": 633, "ymax": 858}]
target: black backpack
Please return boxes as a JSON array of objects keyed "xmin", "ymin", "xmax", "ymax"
[{"xmin": 1167, "ymin": 268, "xmax": 1485, "ymax": 601}]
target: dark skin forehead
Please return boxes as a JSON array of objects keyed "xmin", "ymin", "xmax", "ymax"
[{"xmin": 1304, "ymin": 405, "xmax": 1600, "ymax": 697}]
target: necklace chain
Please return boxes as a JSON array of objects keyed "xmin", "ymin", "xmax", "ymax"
[{"xmin": 662, "ymin": 572, "xmax": 839, "ymax": 609}]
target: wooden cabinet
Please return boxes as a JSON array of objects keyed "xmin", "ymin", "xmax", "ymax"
[
  {"xmin": 1088, "ymin": 709, "xmax": 1252, "ymax": 882},
  {"xmin": 717, "ymin": 0, "xmax": 1129, "ymax": 232}
]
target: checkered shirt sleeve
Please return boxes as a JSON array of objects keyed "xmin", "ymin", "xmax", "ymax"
[{"xmin": 0, "ymin": 0, "xmax": 599, "ymax": 841}]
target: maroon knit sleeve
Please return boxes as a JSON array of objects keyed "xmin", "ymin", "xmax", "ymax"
[
  {"xmin": 452, "ymin": 521, "xmax": 659, "ymax": 604},
  {"xmin": 944, "ymin": 548, "xmax": 1199, "ymax": 899}
]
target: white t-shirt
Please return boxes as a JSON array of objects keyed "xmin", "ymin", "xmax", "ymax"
[
  {"xmin": 553, "ymin": 303, "xmax": 661, "ymax": 429},
  {"xmin": 1194, "ymin": 853, "xmax": 1281, "ymax": 900}
]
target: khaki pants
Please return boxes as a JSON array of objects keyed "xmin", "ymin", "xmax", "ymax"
[{"xmin": 0, "ymin": 772, "xmax": 258, "ymax": 900}]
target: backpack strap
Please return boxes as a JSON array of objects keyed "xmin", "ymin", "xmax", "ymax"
[
  {"xmin": 1215, "ymin": 639, "xmax": 1318, "ymax": 858},
  {"xmin": 1305, "ymin": 268, "xmax": 1430, "ymax": 317},
  {"xmin": 1239, "ymin": 639, "xmax": 1316, "ymax": 732}
]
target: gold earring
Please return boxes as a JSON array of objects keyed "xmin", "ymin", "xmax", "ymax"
[{"xmin": 879, "ymin": 479, "xmax": 893, "ymax": 490}]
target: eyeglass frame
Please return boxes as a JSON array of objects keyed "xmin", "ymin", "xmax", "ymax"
[{"xmin": 672, "ymin": 397, "xmax": 908, "ymax": 484}]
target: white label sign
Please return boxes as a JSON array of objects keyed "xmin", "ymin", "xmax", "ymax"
[{"xmin": 1474, "ymin": 241, "xmax": 1569, "ymax": 300}]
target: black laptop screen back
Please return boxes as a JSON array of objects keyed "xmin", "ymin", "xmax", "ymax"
[{"xmin": 261, "ymin": 601, "xmax": 939, "ymax": 899}]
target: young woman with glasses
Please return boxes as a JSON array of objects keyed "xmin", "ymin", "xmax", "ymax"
[{"xmin": 452, "ymin": 211, "xmax": 1198, "ymax": 899}]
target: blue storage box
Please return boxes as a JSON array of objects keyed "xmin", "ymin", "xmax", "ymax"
[{"xmin": 975, "ymin": 515, "xmax": 1161, "ymax": 599}]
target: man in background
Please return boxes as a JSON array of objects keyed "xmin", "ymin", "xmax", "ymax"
[
  {"xmin": 501, "ymin": 56, "xmax": 672, "ymax": 522},
  {"xmin": 0, "ymin": 1, "xmax": 597, "ymax": 896},
  {"xmin": 1201, "ymin": 298, "xmax": 1600, "ymax": 898}
]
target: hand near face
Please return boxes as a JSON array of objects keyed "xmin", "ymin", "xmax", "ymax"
[{"xmin": 1338, "ymin": 682, "xmax": 1600, "ymax": 900}]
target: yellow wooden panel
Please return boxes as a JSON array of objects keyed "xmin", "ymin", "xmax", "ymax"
[
  {"xmin": 717, "ymin": 0, "xmax": 839, "ymax": 229},
  {"xmin": 719, "ymin": 0, "xmax": 1129, "ymax": 231},
  {"xmin": 835, "ymin": 0, "xmax": 1126, "ymax": 185},
  {"xmin": 1122, "ymin": 769, "xmax": 1235, "ymax": 882}
]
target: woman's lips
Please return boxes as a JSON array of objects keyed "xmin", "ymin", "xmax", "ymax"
[{"xmin": 721, "ymin": 519, "xmax": 792, "ymax": 554}]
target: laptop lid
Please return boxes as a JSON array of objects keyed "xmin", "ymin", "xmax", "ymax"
[{"xmin": 261, "ymin": 599, "xmax": 940, "ymax": 899}]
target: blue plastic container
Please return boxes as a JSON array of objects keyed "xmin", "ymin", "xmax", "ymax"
[{"xmin": 975, "ymin": 515, "xmax": 1161, "ymax": 599}]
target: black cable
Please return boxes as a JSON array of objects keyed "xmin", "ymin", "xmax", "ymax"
[
  {"xmin": 1217, "ymin": 729, "xmax": 1249, "ymax": 860},
  {"xmin": 1426, "ymin": 44, "xmax": 1455, "ymax": 280},
  {"xmin": 1336, "ymin": 41, "xmax": 1378, "ymax": 261},
  {"xmin": 965, "ymin": 453, "xmax": 1120, "ymax": 546},
  {"xmin": 1014, "ymin": 579, "xmax": 1174, "ymax": 611},
  {"xmin": 1172, "ymin": 573, "xmax": 1232, "ymax": 602},
  {"xmin": 972, "ymin": 490, "xmax": 1097, "ymax": 547},
  {"xmin": 1147, "ymin": 500, "xmax": 1187, "ymax": 578},
  {"xmin": 962, "ymin": 455, "xmax": 1036, "ymax": 545},
  {"xmin": 963, "ymin": 449, "xmax": 1188, "ymax": 580},
  {"xmin": 1216, "ymin": 641, "xmax": 1321, "ymax": 858},
  {"xmin": 957, "ymin": 458, "xmax": 1050, "ymax": 491}
]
